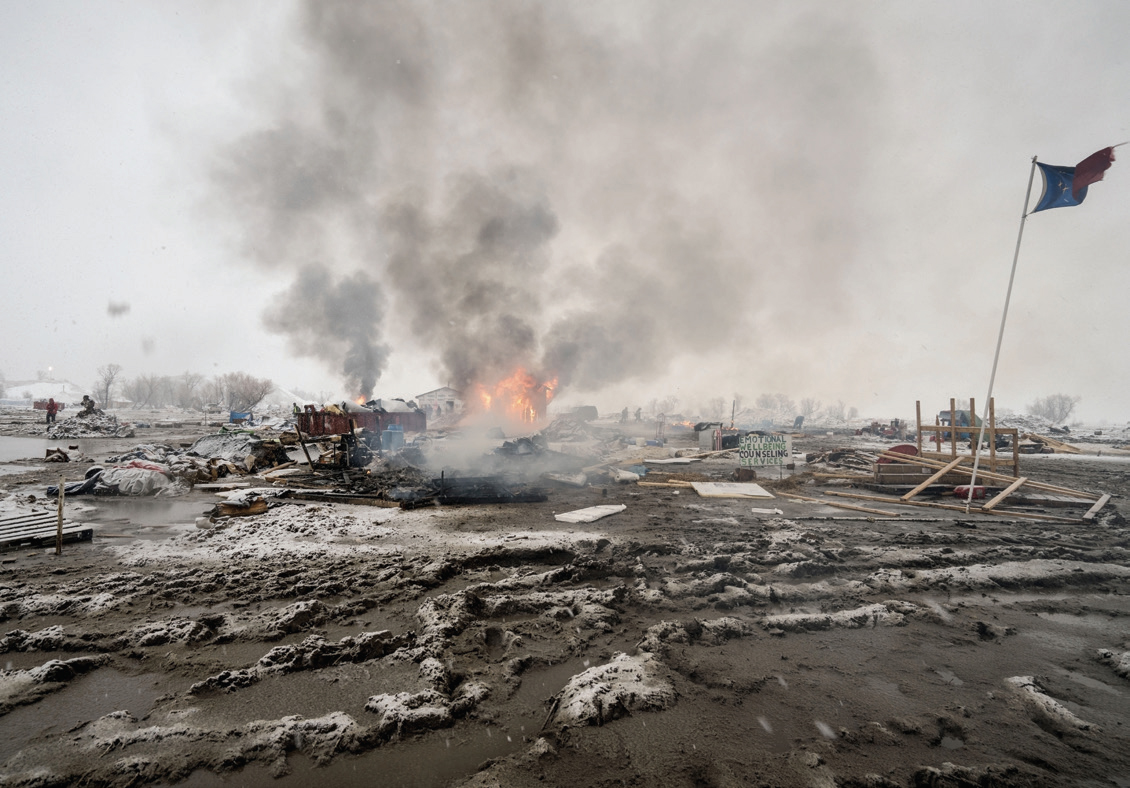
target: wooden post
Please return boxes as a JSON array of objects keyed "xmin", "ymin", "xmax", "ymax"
[
  {"xmin": 294, "ymin": 423, "xmax": 316, "ymax": 471},
  {"xmin": 55, "ymin": 477, "xmax": 64, "ymax": 555},
  {"xmin": 949, "ymin": 398, "xmax": 958, "ymax": 457},
  {"xmin": 915, "ymin": 401, "xmax": 922, "ymax": 455},
  {"xmin": 969, "ymin": 397, "xmax": 976, "ymax": 451}
]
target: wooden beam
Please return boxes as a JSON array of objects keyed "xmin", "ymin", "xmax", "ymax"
[
  {"xmin": 823, "ymin": 490, "xmax": 1082, "ymax": 523},
  {"xmin": 915, "ymin": 400, "xmax": 922, "ymax": 456},
  {"xmin": 1082, "ymin": 493, "xmax": 1112, "ymax": 522},
  {"xmin": 1026, "ymin": 433, "xmax": 1082, "ymax": 454},
  {"xmin": 777, "ymin": 491, "xmax": 901, "ymax": 517},
  {"xmin": 980, "ymin": 476, "xmax": 1028, "ymax": 511},
  {"xmin": 901, "ymin": 456, "xmax": 967, "ymax": 501}
]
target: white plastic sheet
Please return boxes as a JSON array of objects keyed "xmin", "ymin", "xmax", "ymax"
[{"xmin": 554, "ymin": 504, "xmax": 626, "ymax": 523}]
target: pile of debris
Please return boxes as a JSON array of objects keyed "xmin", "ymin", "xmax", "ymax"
[
  {"xmin": 539, "ymin": 417, "xmax": 596, "ymax": 442},
  {"xmin": 803, "ymin": 448, "xmax": 876, "ymax": 472},
  {"xmin": 46, "ymin": 413, "xmax": 135, "ymax": 439},
  {"xmin": 848, "ymin": 446, "xmax": 1113, "ymax": 524},
  {"xmin": 48, "ymin": 460, "xmax": 188, "ymax": 498},
  {"xmin": 398, "ymin": 475, "xmax": 548, "ymax": 509}
]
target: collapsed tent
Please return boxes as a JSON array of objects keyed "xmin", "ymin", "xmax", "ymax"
[{"xmin": 47, "ymin": 461, "xmax": 180, "ymax": 497}]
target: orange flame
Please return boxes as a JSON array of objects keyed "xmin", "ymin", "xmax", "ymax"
[
  {"xmin": 473, "ymin": 368, "xmax": 557, "ymax": 423},
  {"xmin": 355, "ymin": 396, "xmax": 367, "ymax": 406}
]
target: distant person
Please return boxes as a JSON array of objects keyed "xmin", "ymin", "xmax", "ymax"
[
  {"xmin": 620, "ymin": 407, "xmax": 629, "ymax": 424},
  {"xmin": 81, "ymin": 395, "xmax": 96, "ymax": 416},
  {"xmin": 634, "ymin": 407, "xmax": 642, "ymax": 422},
  {"xmin": 46, "ymin": 398, "xmax": 58, "ymax": 425},
  {"xmin": 292, "ymin": 402, "xmax": 300, "ymax": 415}
]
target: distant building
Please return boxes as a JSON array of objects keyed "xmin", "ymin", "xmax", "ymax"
[{"xmin": 416, "ymin": 387, "xmax": 463, "ymax": 415}]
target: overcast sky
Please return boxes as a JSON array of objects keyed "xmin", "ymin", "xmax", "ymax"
[{"xmin": 2, "ymin": 1, "xmax": 1128, "ymax": 422}]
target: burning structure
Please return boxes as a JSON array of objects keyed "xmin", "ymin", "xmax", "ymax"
[{"xmin": 471, "ymin": 368, "xmax": 556, "ymax": 424}]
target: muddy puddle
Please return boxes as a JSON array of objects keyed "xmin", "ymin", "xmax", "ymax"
[
  {"xmin": 0, "ymin": 464, "xmax": 42, "ymax": 477},
  {"xmin": 0, "ymin": 436, "xmax": 107, "ymax": 463},
  {"xmin": 83, "ymin": 498, "xmax": 213, "ymax": 529}
]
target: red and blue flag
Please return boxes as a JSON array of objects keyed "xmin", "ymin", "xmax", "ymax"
[{"xmin": 1033, "ymin": 147, "xmax": 1116, "ymax": 212}]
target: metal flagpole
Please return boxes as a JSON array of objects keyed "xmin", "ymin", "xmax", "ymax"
[{"xmin": 965, "ymin": 155, "xmax": 1039, "ymax": 511}]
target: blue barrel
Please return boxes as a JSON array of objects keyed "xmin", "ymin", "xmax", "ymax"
[{"xmin": 381, "ymin": 425, "xmax": 405, "ymax": 451}]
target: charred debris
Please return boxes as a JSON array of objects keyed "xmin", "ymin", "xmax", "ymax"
[{"xmin": 31, "ymin": 395, "xmax": 1122, "ymax": 533}]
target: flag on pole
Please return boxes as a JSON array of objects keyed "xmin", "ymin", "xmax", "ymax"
[{"xmin": 1032, "ymin": 146, "xmax": 1116, "ymax": 212}]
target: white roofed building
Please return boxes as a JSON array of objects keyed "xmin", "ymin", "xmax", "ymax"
[{"xmin": 416, "ymin": 387, "xmax": 463, "ymax": 415}]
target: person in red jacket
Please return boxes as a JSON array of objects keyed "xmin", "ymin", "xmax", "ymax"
[{"xmin": 46, "ymin": 398, "xmax": 58, "ymax": 425}]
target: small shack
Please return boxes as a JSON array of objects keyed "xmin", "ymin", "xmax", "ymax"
[{"xmin": 297, "ymin": 408, "xmax": 426, "ymax": 438}]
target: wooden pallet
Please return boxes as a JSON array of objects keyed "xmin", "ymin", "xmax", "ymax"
[{"xmin": 0, "ymin": 511, "xmax": 93, "ymax": 551}]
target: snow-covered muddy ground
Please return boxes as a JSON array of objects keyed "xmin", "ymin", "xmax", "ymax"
[{"xmin": 0, "ymin": 422, "xmax": 1128, "ymax": 787}]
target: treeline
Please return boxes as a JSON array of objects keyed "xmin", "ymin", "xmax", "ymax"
[
  {"xmin": 94, "ymin": 365, "xmax": 274, "ymax": 412},
  {"xmin": 697, "ymin": 394, "xmax": 859, "ymax": 424}
]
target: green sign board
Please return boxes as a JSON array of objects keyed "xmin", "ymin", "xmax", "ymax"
[{"xmin": 738, "ymin": 434, "xmax": 792, "ymax": 468}]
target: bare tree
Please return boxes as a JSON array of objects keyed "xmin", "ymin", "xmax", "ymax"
[
  {"xmin": 218, "ymin": 372, "xmax": 274, "ymax": 412},
  {"xmin": 175, "ymin": 372, "xmax": 206, "ymax": 409},
  {"xmin": 704, "ymin": 397, "xmax": 727, "ymax": 420},
  {"xmin": 774, "ymin": 393, "xmax": 797, "ymax": 419},
  {"xmin": 799, "ymin": 398, "xmax": 823, "ymax": 418},
  {"xmin": 755, "ymin": 393, "xmax": 775, "ymax": 411},
  {"xmin": 123, "ymin": 374, "xmax": 163, "ymax": 408},
  {"xmin": 94, "ymin": 364, "xmax": 122, "ymax": 408},
  {"xmin": 120, "ymin": 377, "xmax": 144, "ymax": 408},
  {"xmin": 651, "ymin": 394, "xmax": 680, "ymax": 415},
  {"xmin": 1028, "ymin": 394, "xmax": 1080, "ymax": 425},
  {"xmin": 825, "ymin": 400, "xmax": 846, "ymax": 422}
]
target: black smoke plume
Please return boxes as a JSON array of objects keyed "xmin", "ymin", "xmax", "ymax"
[{"xmin": 212, "ymin": 1, "xmax": 880, "ymax": 399}]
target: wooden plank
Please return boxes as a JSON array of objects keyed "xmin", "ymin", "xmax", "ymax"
[
  {"xmin": 1082, "ymin": 493, "xmax": 1112, "ymax": 522},
  {"xmin": 824, "ymin": 490, "xmax": 1082, "ymax": 523},
  {"xmin": 901, "ymin": 456, "xmax": 967, "ymax": 501},
  {"xmin": 1, "ymin": 523, "xmax": 93, "ymax": 550},
  {"xmin": 1025, "ymin": 433, "xmax": 1082, "ymax": 454},
  {"xmin": 777, "ymin": 491, "xmax": 901, "ymax": 517},
  {"xmin": 980, "ymin": 476, "xmax": 1028, "ymax": 511},
  {"xmin": 0, "ymin": 523, "xmax": 90, "ymax": 538}
]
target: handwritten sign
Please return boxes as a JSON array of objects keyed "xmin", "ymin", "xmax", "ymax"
[{"xmin": 738, "ymin": 434, "xmax": 792, "ymax": 468}]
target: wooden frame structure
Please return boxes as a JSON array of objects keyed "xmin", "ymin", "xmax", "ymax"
[{"xmin": 915, "ymin": 397, "xmax": 1020, "ymax": 478}]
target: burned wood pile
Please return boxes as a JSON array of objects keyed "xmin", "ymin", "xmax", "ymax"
[{"xmin": 399, "ymin": 475, "xmax": 548, "ymax": 509}]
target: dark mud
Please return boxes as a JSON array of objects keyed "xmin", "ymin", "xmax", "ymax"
[{"xmin": 1, "ymin": 432, "xmax": 1129, "ymax": 788}]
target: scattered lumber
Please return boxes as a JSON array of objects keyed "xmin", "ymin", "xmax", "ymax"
[
  {"xmin": 1024, "ymin": 433, "xmax": 1081, "ymax": 454},
  {"xmin": 1083, "ymin": 494, "xmax": 1112, "ymax": 522},
  {"xmin": 804, "ymin": 448, "xmax": 876, "ymax": 472},
  {"xmin": 901, "ymin": 457, "xmax": 967, "ymax": 501},
  {"xmin": 0, "ymin": 511, "xmax": 93, "ymax": 550},
  {"xmin": 824, "ymin": 490, "xmax": 1082, "ymax": 523},
  {"xmin": 777, "ymin": 490, "xmax": 900, "ymax": 517},
  {"xmin": 980, "ymin": 477, "xmax": 1029, "ymax": 512},
  {"xmin": 876, "ymin": 450, "xmax": 1100, "ymax": 500}
]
